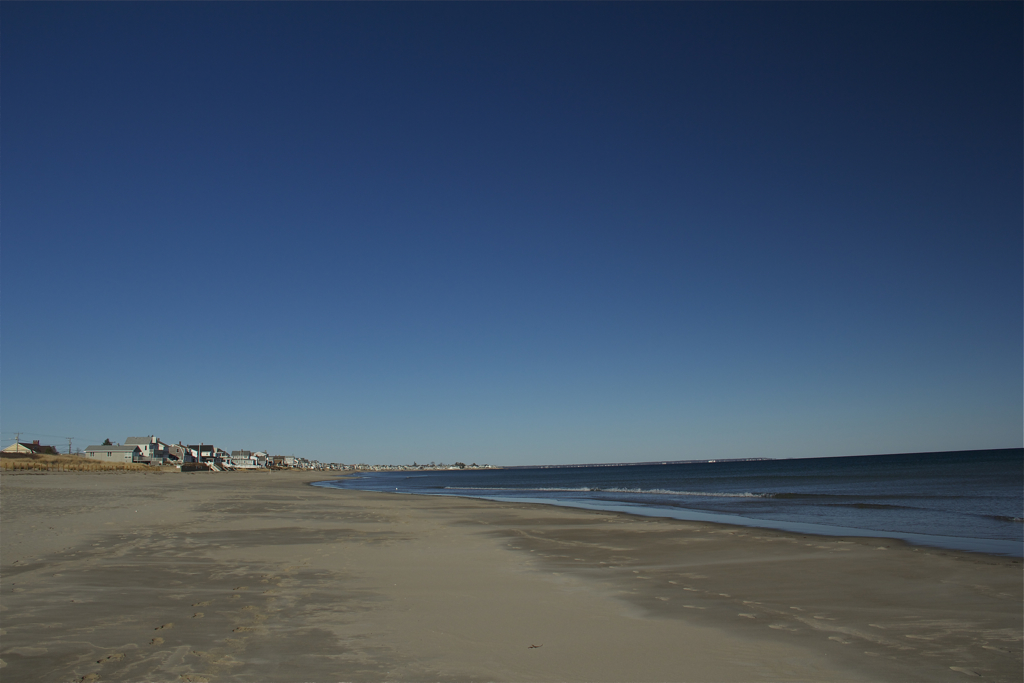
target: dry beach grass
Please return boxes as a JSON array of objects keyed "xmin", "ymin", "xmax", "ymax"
[
  {"xmin": 0, "ymin": 452, "xmax": 150, "ymax": 473},
  {"xmin": 1, "ymin": 469, "xmax": 1020, "ymax": 682}
]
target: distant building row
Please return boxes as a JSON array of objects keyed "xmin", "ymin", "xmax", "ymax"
[{"xmin": 81, "ymin": 436, "xmax": 303, "ymax": 469}]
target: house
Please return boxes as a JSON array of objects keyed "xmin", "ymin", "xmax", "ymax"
[
  {"xmin": 253, "ymin": 451, "xmax": 269, "ymax": 468},
  {"xmin": 228, "ymin": 450, "xmax": 259, "ymax": 468},
  {"xmin": 176, "ymin": 444, "xmax": 202, "ymax": 463},
  {"xmin": 84, "ymin": 444, "xmax": 143, "ymax": 463},
  {"xmin": 2, "ymin": 440, "xmax": 60, "ymax": 456},
  {"xmin": 186, "ymin": 445, "xmax": 231, "ymax": 465},
  {"xmin": 125, "ymin": 436, "xmax": 168, "ymax": 464},
  {"xmin": 164, "ymin": 443, "xmax": 190, "ymax": 463},
  {"xmin": 187, "ymin": 444, "xmax": 218, "ymax": 464}
]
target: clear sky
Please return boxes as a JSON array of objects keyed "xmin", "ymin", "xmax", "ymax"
[{"xmin": 2, "ymin": 3, "xmax": 1021, "ymax": 465}]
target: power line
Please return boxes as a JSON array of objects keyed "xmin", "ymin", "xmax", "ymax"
[
  {"xmin": 2, "ymin": 431, "xmax": 109, "ymax": 444},
  {"xmin": 2, "ymin": 431, "xmax": 82, "ymax": 439}
]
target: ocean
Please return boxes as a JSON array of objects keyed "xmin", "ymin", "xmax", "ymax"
[{"xmin": 314, "ymin": 448, "xmax": 1024, "ymax": 557}]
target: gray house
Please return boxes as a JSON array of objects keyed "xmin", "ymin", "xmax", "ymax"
[
  {"xmin": 84, "ymin": 444, "xmax": 143, "ymax": 464},
  {"xmin": 164, "ymin": 443, "xmax": 189, "ymax": 462}
]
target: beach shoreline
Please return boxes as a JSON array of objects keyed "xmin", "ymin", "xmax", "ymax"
[
  {"xmin": 2, "ymin": 470, "xmax": 1021, "ymax": 682},
  {"xmin": 352, "ymin": 488, "xmax": 1024, "ymax": 558}
]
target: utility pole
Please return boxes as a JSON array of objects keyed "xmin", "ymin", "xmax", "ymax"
[
  {"xmin": 67, "ymin": 437, "xmax": 74, "ymax": 455},
  {"xmin": 14, "ymin": 432, "xmax": 21, "ymax": 446}
]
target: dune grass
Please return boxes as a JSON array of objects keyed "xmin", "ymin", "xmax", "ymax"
[{"xmin": 0, "ymin": 452, "xmax": 151, "ymax": 472}]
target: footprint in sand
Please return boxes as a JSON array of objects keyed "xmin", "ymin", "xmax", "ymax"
[
  {"xmin": 829, "ymin": 636, "xmax": 853, "ymax": 645},
  {"xmin": 191, "ymin": 601, "xmax": 212, "ymax": 607},
  {"xmin": 155, "ymin": 623, "xmax": 173, "ymax": 630},
  {"xmin": 949, "ymin": 667, "xmax": 980, "ymax": 677},
  {"xmin": 96, "ymin": 653, "xmax": 125, "ymax": 664},
  {"xmin": 191, "ymin": 613, "xmax": 204, "ymax": 618},
  {"xmin": 149, "ymin": 637, "xmax": 163, "ymax": 646}
]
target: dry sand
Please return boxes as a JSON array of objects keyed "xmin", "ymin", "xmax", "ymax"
[{"xmin": 1, "ymin": 470, "xmax": 1020, "ymax": 682}]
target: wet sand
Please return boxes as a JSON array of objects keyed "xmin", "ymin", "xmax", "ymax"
[{"xmin": 1, "ymin": 470, "xmax": 1020, "ymax": 682}]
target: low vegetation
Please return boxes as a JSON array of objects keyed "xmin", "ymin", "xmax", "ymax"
[{"xmin": 0, "ymin": 452, "xmax": 150, "ymax": 472}]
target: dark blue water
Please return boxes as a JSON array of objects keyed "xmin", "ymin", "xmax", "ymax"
[{"xmin": 315, "ymin": 449, "xmax": 1024, "ymax": 556}]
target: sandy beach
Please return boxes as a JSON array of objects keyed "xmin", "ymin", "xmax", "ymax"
[{"xmin": 1, "ymin": 470, "xmax": 1020, "ymax": 682}]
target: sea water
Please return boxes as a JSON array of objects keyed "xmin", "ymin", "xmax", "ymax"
[{"xmin": 314, "ymin": 449, "xmax": 1024, "ymax": 556}]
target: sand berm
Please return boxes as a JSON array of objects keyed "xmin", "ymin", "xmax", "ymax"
[{"xmin": 1, "ymin": 469, "xmax": 1021, "ymax": 682}]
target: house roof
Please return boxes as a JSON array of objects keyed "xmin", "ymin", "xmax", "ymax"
[
  {"xmin": 85, "ymin": 445, "xmax": 141, "ymax": 453},
  {"xmin": 125, "ymin": 437, "xmax": 155, "ymax": 445},
  {"xmin": 2, "ymin": 442, "xmax": 60, "ymax": 455}
]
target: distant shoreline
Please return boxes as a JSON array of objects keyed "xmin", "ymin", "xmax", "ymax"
[{"xmin": 502, "ymin": 447, "xmax": 1021, "ymax": 469}]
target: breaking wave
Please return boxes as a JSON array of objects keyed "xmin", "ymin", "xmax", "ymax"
[{"xmin": 443, "ymin": 486, "xmax": 769, "ymax": 498}]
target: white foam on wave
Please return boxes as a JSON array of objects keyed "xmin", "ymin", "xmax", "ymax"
[
  {"xmin": 603, "ymin": 487, "xmax": 767, "ymax": 498},
  {"xmin": 442, "ymin": 486, "xmax": 769, "ymax": 498},
  {"xmin": 444, "ymin": 486, "xmax": 594, "ymax": 492}
]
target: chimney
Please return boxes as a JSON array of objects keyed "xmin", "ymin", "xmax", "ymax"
[{"xmin": 33, "ymin": 440, "xmax": 39, "ymax": 445}]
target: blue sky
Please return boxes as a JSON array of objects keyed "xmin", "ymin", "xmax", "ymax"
[{"xmin": 2, "ymin": 3, "xmax": 1020, "ymax": 465}]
